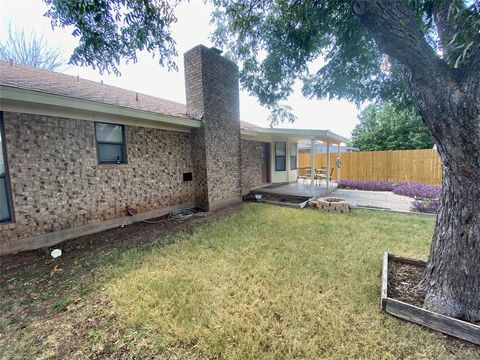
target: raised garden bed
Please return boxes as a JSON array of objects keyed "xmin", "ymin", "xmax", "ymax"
[
  {"xmin": 246, "ymin": 193, "xmax": 310, "ymax": 209},
  {"xmin": 381, "ymin": 252, "xmax": 480, "ymax": 345}
]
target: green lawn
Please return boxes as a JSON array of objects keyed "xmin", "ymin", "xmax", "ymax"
[{"xmin": 1, "ymin": 204, "xmax": 478, "ymax": 359}]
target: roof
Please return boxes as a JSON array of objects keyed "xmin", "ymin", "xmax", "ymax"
[
  {"xmin": 298, "ymin": 140, "xmax": 358, "ymax": 151},
  {"xmin": 0, "ymin": 60, "xmax": 189, "ymax": 119},
  {"xmin": 0, "ymin": 62, "xmax": 348, "ymax": 142},
  {"xmin": 240, "ymin": 120, "xmax": 261, "ymax": 130},
  {"xmin": 240, "ymin": 121, "xmax": 349, "ymax": 143}
]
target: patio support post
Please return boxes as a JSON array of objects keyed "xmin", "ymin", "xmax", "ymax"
[
  {"xmin": 310, "ymin": 138, "xmax": 315, "ymax": 196},
  {"xmin": 326, "ymin": 142, "xmax": 331, "ymax": 189},
  {"xmin": 337, "ymin": 143, "xmax": 341, "ymax": 182}
]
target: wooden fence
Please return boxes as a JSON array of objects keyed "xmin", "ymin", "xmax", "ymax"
[{"xmin": 298, "ymin": 149, "xmax": 442, "ymax": 185}]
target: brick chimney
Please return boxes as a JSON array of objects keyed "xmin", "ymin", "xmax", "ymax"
[{"xmin": 184, "ymin": 45, "xmax": 242, "ymax": 210}]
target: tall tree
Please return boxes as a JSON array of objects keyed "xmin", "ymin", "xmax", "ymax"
[
  {"xmin": 42, "ymin": 0, "xmax": 480, "ymax": 321},
  {"xmin": 351, "ymin": 103, "xmax": 434, "ymax": 151},
  {"xmin": 0, "ymin": 24, "xmax": 64, "ymax": 71}
]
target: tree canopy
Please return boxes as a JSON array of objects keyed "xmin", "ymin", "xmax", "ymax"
[
  {"xmin": 210, "ymin": 0, "xmax": 479, "ymax": 116},
  {"xmin": 351, "ymin": 103, "xmax": 434, "ymax": 151},
  {"xmin": 44, "ymin": 0, "xmax": 179, "ymax": 75},
  {"xmin": 40, "ymin": 1, "xmax": 479, "ymax": 113}
]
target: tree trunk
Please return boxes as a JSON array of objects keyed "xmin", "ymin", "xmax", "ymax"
[
  {"xmin": 404, "ymin": 55, "xmax": 480, "ymax": 323},
  {"xmin": 351, "ymin": 0, "xmax": 480, "ymax": 321},
  {"xmin": 420, "ymin": 158, "xmax": 480, "ymax": 321}
]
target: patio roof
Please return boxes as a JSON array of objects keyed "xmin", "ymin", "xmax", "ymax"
[{"xmin": 240, "ymin": 121, "xmax": 349, "ymax": 144}]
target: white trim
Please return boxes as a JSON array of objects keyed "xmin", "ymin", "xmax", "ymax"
[
  {"xmin": 241, "ymin": 126, "xmax": 349, "ymax": 143},
  {"xmin": 0, "ymin": 86, "xmax": 200, "ymax": 130}
]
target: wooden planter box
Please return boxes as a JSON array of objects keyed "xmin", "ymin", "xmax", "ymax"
[{"xmin": 381, "ymin": 252, "xmax": 480, "ymax": 345}]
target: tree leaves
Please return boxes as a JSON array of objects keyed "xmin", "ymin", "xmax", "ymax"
[
  {"xmin": 211, "ymin": 0, "xmax": 479, "ymax": 113},
  {"xmin": 43, "ymin": 0, "xmax": 180, "ymax": 75},
  {"xmin": 351, "ymin": 103, "xmax": 434, "ymax": 151}
]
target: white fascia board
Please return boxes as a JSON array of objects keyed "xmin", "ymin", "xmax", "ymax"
[
  {"xmin": 0, "ymin": 86, "xmax": 200, "ymax": 129},
  {"xmin": 254, "ymin": 127, "xmax": 349, "ymax": 143}
]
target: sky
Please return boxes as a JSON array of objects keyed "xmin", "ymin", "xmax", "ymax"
[{"xmin": 0, "ymin": 0, "xmax": 361, "ymax": 138}]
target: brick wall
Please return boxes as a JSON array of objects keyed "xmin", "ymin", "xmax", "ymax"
[
  {"xmin": 241, "ymin": 140, "xmax": 264, "ymax": 190},
  {"xmin": 0, "ymin": 45, "xmax": 248, "ymax": 253},
  {"xmin": 185, "ymin": 45, "xmax": 242, "ymax": 210},
  {"xmin": 0, "ymin": 112, "xmax": 195, "ymax": 248}
]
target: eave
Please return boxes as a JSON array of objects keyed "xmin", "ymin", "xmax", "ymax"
[{"xmin": 0, "ymin": 86, "xmax": 201, "ymax": 131}]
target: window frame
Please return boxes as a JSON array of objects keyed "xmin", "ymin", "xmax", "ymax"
[
  {"xmin": 94, "ymin": 122, "xmax": 127, "ymax": 164},
  {"xmin": 290, "ymin": 143, "xmax": 297, "ymax": 170},
  {"xmin": 0, "ymin": 112, "xmax": 14, "ymax": 224},
  {"xmin": 275, "ymin": 142, "xmax": 286, "ymax": 171}
]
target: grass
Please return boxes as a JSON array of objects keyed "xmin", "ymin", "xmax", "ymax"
[{"xmin": 0, "ymin": 204, "xmax": 478, "ymax": 359}]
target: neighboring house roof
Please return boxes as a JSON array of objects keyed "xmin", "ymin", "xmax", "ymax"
[{"xmin": 0, "ymin": 60, "xmax": 189, "ymax": 119}]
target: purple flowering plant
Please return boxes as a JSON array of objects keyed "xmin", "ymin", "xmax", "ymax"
[
  {"xmin": 336, "ymin": 180, "xmax": 441, "ymax": 214},
  {"xmin": 392, "ymin": 182, "xmax": 441, "ymax": 199},
  {"xmin": 337, "ymin": 180, "xmax": 394, "ymax": 191},
  {"xmin": 411, "ymin": 198, "xmax": 440, "ymax": 213}
]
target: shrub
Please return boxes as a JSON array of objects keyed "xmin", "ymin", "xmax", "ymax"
[
  {"xmin": 393, "ymin": 182, "xmax": 441, "ymax": 199},
  {"xmin": 337, "ymin": 180, "xmax": 393, "ymax": 192},
  {"xmin": 411, "ymin": 199, "xmax": 440, "ymax": 214}
]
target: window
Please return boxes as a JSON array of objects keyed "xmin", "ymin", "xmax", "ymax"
[
  {"xmin": 275, "ymin": 142, "xmax": 286, "ymax": 171},
  {"xmin": 95, "ymin": 122, "xmax": 126, "ymax": 164},
  {"xmin": 290, "ymin": 143, "xmax": 297, "ymax": 170},
  {"xmin": 0, "ymin": 114, "xmax": 13, "ymax": 223}
]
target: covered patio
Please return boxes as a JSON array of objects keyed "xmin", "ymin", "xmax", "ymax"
[
  {"xmin": 241, "ymin": 123, "xmax": 349, "ymax": 198},
  {"xmin": 253, "ymin": 180, "xmax": 336, "ymax": 198}
]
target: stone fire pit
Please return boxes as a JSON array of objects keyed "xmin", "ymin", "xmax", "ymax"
[{"xmin": 316, "ymin": 197, "xmax": 351, "ymax": 213}]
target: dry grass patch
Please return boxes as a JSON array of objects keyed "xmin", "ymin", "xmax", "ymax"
[{"xmin": 1, "ymin": 204, "xmax": 479, "ymax": 359}]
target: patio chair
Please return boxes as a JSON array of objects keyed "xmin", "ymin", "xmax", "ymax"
[
  {"xmin": 317, "ymin": 167, "xmax": 335, "ymax": 185},
  {"xmin": 297, "ymin": 167, "xmax": 312, "ymax": 183}
]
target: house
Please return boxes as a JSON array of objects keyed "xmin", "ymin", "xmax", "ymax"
[{"xmin": 0, "ymin": 45, "xmax": 347, "ymax": 255}]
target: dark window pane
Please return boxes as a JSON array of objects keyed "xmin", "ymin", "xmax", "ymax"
[
  {"xmin": 0, "ymin": 128, "xmax": 4, "ymax": 175},
  {"xmin": 98, "ymin": 144, "xmax": 124, "ymax": 163},
  {"xmin": 0, "ymin": 177, "xmax": 10, "ymax": 222},
  {"xmin": 276, "ymin": 156, "xmax": 286, "ymax": 171},
  {"xmin": 96, "ymin": 123, "xmax": 123, "ymax": 142}
]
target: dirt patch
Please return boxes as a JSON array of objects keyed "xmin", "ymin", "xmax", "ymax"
[
  {"xmin": 387, "ymin": 259, "xmax": 480, "ymax": 353},
  {"xmin": 247, "ymin": 193, "xmax": 309, "ymax": 204},
  {"xmin": 0, "ymin": 204, "xmax": 242, "ymax": 274}
]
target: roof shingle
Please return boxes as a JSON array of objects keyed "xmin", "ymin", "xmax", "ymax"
[
  {"xmin": 0, "ymin": 61, "xmax": 190, "ymax": 119},
  {"xmin": 0, "ymin": 61, "xmax": 266, "ymax": 132}
]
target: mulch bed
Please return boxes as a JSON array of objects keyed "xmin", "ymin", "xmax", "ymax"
[
  {"xmin": 387, "ymin": 259, "xmax": 479, "ymax": 352},
  {"xmin": 387, "ymin": 261, "xmax": 425, "ymax": 307}
]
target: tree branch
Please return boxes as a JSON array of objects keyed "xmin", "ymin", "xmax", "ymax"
[
  {"xmin": 350, "ymin": 0, "xmax": 453, "ymax": 89},
  {"xmin": 465, "ymin": 33, "xmax": 480, "ymax": 76},
  {"xmin": 432, "ymin": 0, "xmax": 458, "ymax": 62}
]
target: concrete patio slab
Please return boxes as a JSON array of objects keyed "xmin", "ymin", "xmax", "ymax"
[
  {"xmin": 252, "ymin": 180, "xmax": 337, "ymax": 197},
  {"xmin": 329, "ymin": 189, "xmax": 413, "ymax": 212}
]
